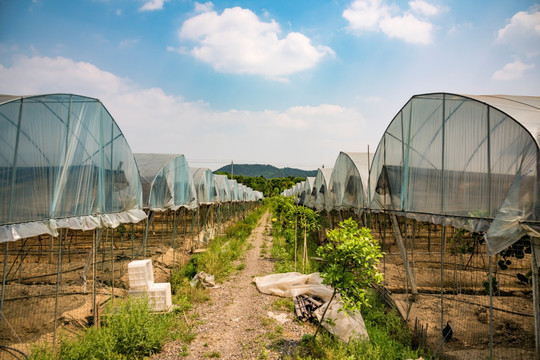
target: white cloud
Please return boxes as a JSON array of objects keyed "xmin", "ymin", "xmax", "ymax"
[
  {"xmin": 342, "ymin": 0, "xmax": 389, "ymax": 32},
  {"xmin": 194, "ymin": 1, "xmax": 213, "ymax": 13},
  {"xmin": 343, "ymin": 0, "xmax": 438, "ymax": 44},
  {"xmin": 177, "ymin": 6, "xmax": 334, "ymax": 80},
  {"xmin": 379, "ymin": 13, "xmax": 433, "ymax": 44},
  {"xmin": 409, "ymin": 0, "xmax": 438, "ymax": 16},
  {"xmin": 0, "ymin": 55, "xmax": 368, "ymax": 170},
  {"xmin": 492, "ymin": 58, "xmax": 535, "ymax": 80},
  {"xmin": 497, "ymin": 7, "xmax": 540, "ymax": 41},
  {"xmin": 496, "ymin": 6, "xmax": 540, "ymax": 58},
  {"xmin": 139, "ymin": 0, "xmax": 168, "ymax": 12}
]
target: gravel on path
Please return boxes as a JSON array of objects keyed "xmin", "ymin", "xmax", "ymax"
[{"xmin": 152, "ymin": 210, "xmax": 315, "ymax": 360}]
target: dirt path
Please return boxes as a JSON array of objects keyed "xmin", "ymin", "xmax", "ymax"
[{"xmin": 153, "ymin": 210, "xmax": 315, "ymax": 359}]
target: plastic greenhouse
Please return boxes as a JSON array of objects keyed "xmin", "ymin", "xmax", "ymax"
[
  {"xmin": 190, "ymin": 168, "xmax": 217, "ymax": 204},
  {"xmin": 293, "ymin": 181, "xmax": 305, "ymax": 204},
  {"xmin": 134, "ymin": 153, "xmax": 197, "ymax": 211},
  {"xmin": 368, "ymin": 93, "xmax": 540, "ymax": 359},
  {"xmin": 328, "ymin": 152, "xmax": 370, "ymax": 213},
  {"xmin": 214, "ymin": 174, "xmax": 231, "ymax": 203},
  {"xmin": 298, "ymin": 177, "xmax": 315, "ymax": 206},
  {"xmin": 0, "ymin": 94, "xmax": 146, "ymax": 241},
  {"xmin": 239, "ymin": 184, "xmax": 247, "ymax": 201},
  {"xmin": 0, "ymin": 94, "xmax": 264, "ymax": 357},
  {"xmin": 228, "ymin": 178, "xmax": 240, "ymax": 201},
  {"xmin": 368, "ymin": 93, "xmax": 540, "ymax": 255},
  {"xmin": 0, "ymin": 94, "xmax": 147, "ymax": 355},
  {"xmin": 254, "ymin": 191, "xmax": 264, "ymax": 201},
  {"xmin": 312, "ymin": 168, "xmax": 333, "ymax": 212}
]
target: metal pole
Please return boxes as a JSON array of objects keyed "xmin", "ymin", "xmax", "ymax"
[
  {"xmin": 489, "ymin": 255, "xmax": 493, "ymax": 359},
  {"xmin": 0, "ymin": 242, "xmax": 9, "ymax": 330},
  {"xmin": 531, "ymin": 239, "xmax": 540, "ymax": 357},
  {"xmin": 53, "ymin": 229, "xmax": 64, "ymax": 345},
  {"xmin": 111, "ymin": 226, "xmax": 114, "ymax": 307},
  {"xmin": 93, "ymin": 229, "xmax": 99, "ymax": 326},
  {"xmin": 440, "ymin": 225, "xmax": 446, "ymax": 353}
]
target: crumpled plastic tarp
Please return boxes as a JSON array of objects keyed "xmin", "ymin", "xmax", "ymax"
[
  {"xmin": 254, "ymin": 272, "xmax": 369, "ymax": 342},
  {"xmin": 190, "ymin": 271, "xmax": 220, "ymax": 288}
]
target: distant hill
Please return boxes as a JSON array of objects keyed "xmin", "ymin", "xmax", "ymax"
[{"xmin": 215, "ymin": 164, "xmax": 317, "ymax": 179}]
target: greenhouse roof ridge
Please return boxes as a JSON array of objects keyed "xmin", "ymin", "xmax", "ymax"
[
  {"xmin": 377, "ymin": 92, "xmax": 540, "ymax": 154},
  {"xmin": 0, "ymin": 93, "xmax": 101, "ymax": 105}
]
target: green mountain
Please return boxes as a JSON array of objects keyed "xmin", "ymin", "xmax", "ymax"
[{"xmin": 214, "ymin": 164, "xmax": 317, "ymax": 179}]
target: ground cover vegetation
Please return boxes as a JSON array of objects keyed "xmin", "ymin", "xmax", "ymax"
[
  {"xmin": 269, "ymin": 196, "xmax": 430, "ymax": 359},
  {"xmin": 29, "ymin": 205, "xmax": 266, "ymax": 360},
  {"xmin": 170, "ymin": 205, "xmax": 266, "ymax": 306}
]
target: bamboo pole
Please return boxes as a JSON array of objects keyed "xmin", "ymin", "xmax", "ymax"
[{"xmin": 294, "ymin": 213, "xmax": 298, "ymax": 271}]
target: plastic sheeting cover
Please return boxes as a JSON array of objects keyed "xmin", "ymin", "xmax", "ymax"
[
  {"xmin": 328, "ymin": 152, "xmax": 370, "ymax": 213},
  {"xmin": 368, "ymin": 93, "xmax": 540, "ymax": 255},
  {"xmin": 134, "ymin": 153, "xmax": 198, "ymax": 211},
  {"xmin": 255, "ymin": 272, "xmax": 369, "ymax": 342},
  {"xmin": 0, "ymin": 94, "xmax": 145, "ymax": 242},
  {"xmin": 228, "ymin": 179, "xmax": 240, "ymax": 202},
  {"xmin": 191, "ymin": 168, "xmax": 217, "ymax": 204},
  {"xmin": 313, "ymin": 168, "xmax": 333, "ymax": 212},
  {"xmin": 214, "ymin": 174, "xmax": 231, "ymax": 203},
  {"xmin": 299, "ymin": 177, "xmax": 316, "ymax": 206}
]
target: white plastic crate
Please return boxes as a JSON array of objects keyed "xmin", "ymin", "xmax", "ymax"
[
  {"xmin": 127, "ymin": 259, "xmax": 154, "ymax": 290},
  {"xmin": 129, "ymin": 282, "xmax": 172, "ymax": 312}
]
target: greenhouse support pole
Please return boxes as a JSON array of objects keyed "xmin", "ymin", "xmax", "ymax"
[
  {"xmin": 111, "ymin": 227, "xmax": 115, "ymax": 307},
  {"xmin": 390, "ymin": 213, "xmax": 417, "ymax": 294},
  {"xmin": 171, "ymin": 210, "xmax": 179, "ymax": 266},
  {"xmin": 440, "ymin": 225, "xmax": 446, "ymax": 353},
  {"xmin": 532, "ymin": 238, "xmax": 540, "ymax": 357},
  {"xmin": 489, "ymin": 256, "xmax": 494, "ymax": 360},
  {"xmin": 53, "ymin": 229, "xmax": 64, "ymax": 346},
  {"xmin": 182, "ymin": 209, "xmax": 187, "ymax": 256},
  {"xmin": 0, "ymin": 242, "xmax": 9, "ymax": 330}
]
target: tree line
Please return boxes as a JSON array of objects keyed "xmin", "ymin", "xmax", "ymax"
[{"xmin": 214, "ymin": 172, "xmax": 304, "ymax": 197}]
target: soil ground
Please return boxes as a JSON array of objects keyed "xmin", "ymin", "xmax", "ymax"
[{"xmin": 152, "ymin": 211, "xmax": 315, "ymax": 360}]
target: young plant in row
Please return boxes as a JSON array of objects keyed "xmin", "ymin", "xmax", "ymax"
[{"xmin": 314, "ymin": 218, "xmax": 384, "ymax": 341}]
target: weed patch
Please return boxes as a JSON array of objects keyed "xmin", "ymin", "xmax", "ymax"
[{"xmin": 30, "ymin": 297, "xmax": 190, "ymax": 360}]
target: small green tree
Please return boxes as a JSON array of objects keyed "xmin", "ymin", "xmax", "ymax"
[
  {"xmin": 314, "ymin": 218, "xmax": 384, "ymax": 340},
  {"xmin": 296, "ymin": 206, "xmax": 319, "ymax": 273}
]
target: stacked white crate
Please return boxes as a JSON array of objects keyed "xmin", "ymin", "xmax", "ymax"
[{"xmin": 127, "ymin": 259, "xmax": 172, "ymax": 312}]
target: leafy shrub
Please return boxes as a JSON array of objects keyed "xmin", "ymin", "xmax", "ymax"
[{"xmin": 317, "ymin": 219, "xmax": 383, "ymax": 312}]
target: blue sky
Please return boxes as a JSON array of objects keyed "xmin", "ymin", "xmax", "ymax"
[{"xmin": 1, "ymin": 0, "xmax": 539, "ymax": 170}]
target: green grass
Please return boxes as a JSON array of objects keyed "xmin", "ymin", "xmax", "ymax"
[
  {"xmin": 171, "ymin": 205, "xmax": 265, "ymax": 295},
  {"xmin": 30, "ymin": 205, "xmax": 266, "ymax": 360},
  {"xmin": 270, "ymin": 224, "xmax": 320, "ymax": 275},
  {"xmin": 272, "ymin": 298, "xmax": 294, "ymax": 312},
  {"xmin": 277, "ymin": 292, "xmax": 429, "ymax": 360},
  {"xmin": 267, "ymin": 198, "xmax": 430, "ymax": 360},
  {"xmin": 30, "ymin": 297, "xmax": 190, "ymax": 360}
]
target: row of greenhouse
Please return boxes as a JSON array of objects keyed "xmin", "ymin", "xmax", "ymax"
[
  {"xmin": 282, "ymin": 92, "xmax": 540, "ymax": 358},
  {"xmin": 0, "ymin": 94, "xmax": 263, "ymax": 243},
  {"xmin": 283, "ymin": 93, "xmax": 540, "ymax": 257},
  {"xmin": 0, "ymin": 93, "xmax": 264, "ymax": 356}
]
